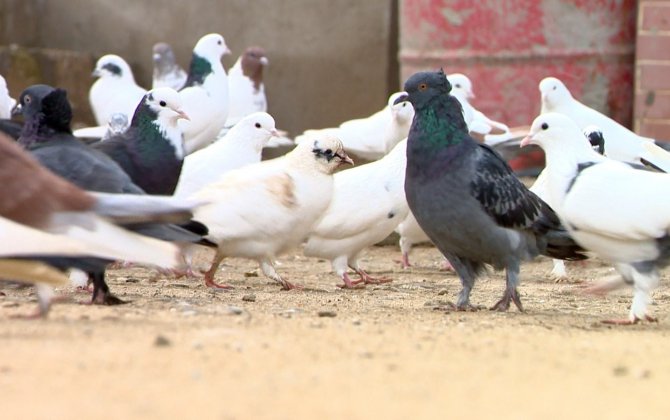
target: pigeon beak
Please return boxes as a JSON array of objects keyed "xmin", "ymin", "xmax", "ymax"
[
  {"xmin": 223, "ymin": 47, "xmax": 232, "ymax": 56},
  {"xmin": 92, "ymin": 68, "xmax": 102, "ymax": 78},
  {"xmin": 176, "ymin": 109, "xmax": 190, "ymax": 121},
  {"xmin": 519, "ymin": 134, "xmax": 534, "ymax": 148},
  {"xmin": 11, "ymin": 103, "xmax": 22, "ymax": 117},
  {"xmin": 270, "ymin": 128, "xmax": 280, "ymax": 137},
  {"xmin": 468, "ymin": 90, "xmax": 476, "ymax": 100},
  {"xmin": 393, "ymin": 92, "xmax": 409, "ymax": 106},
  {"xmin": 260, "ymin": 57, "xmax": 269, "ymax": 66},
  {"xmin": 338, "ymin": 152, "xmax": 354, "ymax": 166},
  {"xmin": 153, "ymin": 53, "xmax": 161, "ymax": 62}
]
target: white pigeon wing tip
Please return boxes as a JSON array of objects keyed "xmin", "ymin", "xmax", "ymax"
[{"xmin": 640, "ymin": 142, "xmax": 670, "ymax": 173}]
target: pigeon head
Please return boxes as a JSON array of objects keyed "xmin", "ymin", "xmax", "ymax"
[
  {"xmin": 396, "ymin": 69, "xmax": 452, "ymax": 110},
  {"xmin": 136, "ymin": 87, "xmax": 189, "ymax": 126},
  {"xmin": 539, "ymin": 77, "xmax": 573, "ymax": 110},
  {"xmin": 583, "ymin": 125, "xmax": 605, "ymax": 155},
  {"xmin": 93, "ymin": 54, "xmax": 134, "ymax": 81},
  {"xmin": 388, "ymin": 91, "xmax": 414, "ymax": 124},
  {"xmin": 152, "ymin": 42, "xmax": 177, "ymax": 72},
  {"xmin": 521, "ymin": 112, "xmax": 591, "ymax": 156},
  {"xmin": 108, "ymin": 113, "xmax": 129, "ymax": 135},
  {"xmin": 240, "ymin": 47, "xmax": 268, "ymax": 90},
  {"xmin": 299, "ymin": 136, "xmax": 353, "ymax": 173},
  {"xmin": 233, "ymin": 112, "xmax": 278, "ymax": 146},
  {"xmin": 15, "ymin": 84, "xmax": 72, "ymax": 134},
  {"xmin": 194, "ymin": 33, "xmax": 231, "ymax": 61},
  {"xmin": 447, "ymin": 73, "xmax": 475, "ymax": 99}
]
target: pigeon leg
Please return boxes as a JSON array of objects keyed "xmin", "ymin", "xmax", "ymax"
[
  {"xmin": 260, "ymin": 259, "xmax": 302, "ymax": 290},
  {"xmin": 400, "ymin": 252, "xmax": 411, "ymax": 269},
  {"xmin": 448, "ymin": 255, "xmax": 483, "ymax": 311},
  {"xmin": 602, "ymin": 265, "xmax": 659, "ymax": 325},
  {"xmin": 551, "ymin": 259, "xmax": 568, "ymax": 282},
  {"xmin": 490, "ymin": 263, "xmax": 524, "ymax": 312},
  {"xmin": 89, "ymin": 270, "xmax": 126, "ymax": 305},
  {"xmin": 203, "ymin": 250, "xmax": 233, "ymax": 289},
  {"xmin": 337, "ymin": 272, "xmax": 365, "ymax": 289},
  {"xmin": 349, "ymin": 266, "xmax": 392, "ymax": 285}
]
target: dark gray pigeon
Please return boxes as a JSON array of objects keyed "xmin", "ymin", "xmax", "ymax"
[
  {"xmin": 93, "ymin": 87, "xmax": 189, "ymax": 195},
  {"xmin": 15, "ymin": 84, "xmax": 207, "ymax": 304},
  {"xmin": 398, "ymin": 69, "xmax": 586, "ymax": 312},
  {"xmin": 152, "ymin": 42, "xmax": 187, "ymax": 91}
]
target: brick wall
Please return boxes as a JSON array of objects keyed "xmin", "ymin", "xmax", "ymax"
[{"xmin": 635, "ymin": 1, "xmax": 670, "ymax": 141}]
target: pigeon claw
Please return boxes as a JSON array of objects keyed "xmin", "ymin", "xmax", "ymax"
[
  {"xmin": 490, "ymin": 289, "xmax": 524, "ymax": 312},
  {"xmin": 601, "ymin": 315, "xmax": 658, "ymax": 325},
  {"xmin": 204, "ymin": 276, "xmax": 234, "ymax": 290},
  {"xmin": 279, "ymin": 280, "xmax": 303, "ymax": 291}
]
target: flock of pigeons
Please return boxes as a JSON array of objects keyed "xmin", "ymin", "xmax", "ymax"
[{"xmin": 1, "ymin": 32, "xmax": 669, "ymax": 325}]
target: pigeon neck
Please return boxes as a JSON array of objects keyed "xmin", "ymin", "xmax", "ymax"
[
  {"xmin": 18, "ymin": 112, "xmax": 70, "ymax": 148},
  {"xmin": 131, "ymin": 104, "xmax": 185, "ymax": 161},
  {"xmin": 183, "ymin": 53, "xmax": 223, "ymax": 88},
  {"xmin": 414, "ymin": 97, "xmax": 469, "ymax": 149}
]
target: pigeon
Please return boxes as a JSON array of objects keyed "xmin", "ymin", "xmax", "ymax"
[
  {"xmin": 179, "ymin": 33, "xmax": 231, "ymax": 154},
  {"xmin": 0, "ymin": 131, "xmax": 197, "ymax": 315},
  {"xmin": 72, "ymin": 112, "xmax": 130, "ymax": 141},
  {"xmin": 152, "ymin": 42, "xmax": 188, "ymax": 91},
  {"xmin": 93, "ymin": 87, "xmax": 189, "ymax": 195},
  {"xmin": 190, "ymin": 136, "xmax": 353, "ymax": 289},
  {"xmin": 295, "ymin": 92, "xmax": 414, "ymax": 161},
  {"xmin": 0, "ymin": 74, "xmax": 16, "ymax": 119},
  {"xmin": 175, "ymin": 112, "xmax": 278, "ymax": 198},
  {"xmin": 303, "ymin": 139, "xmax": 409, "ymax": 288},
  {"xmin": 447, "ymin": 74, "xmax": 511, "ymax": 143},
  {"xmin": 89, "ymin": 54, "xmax": 147, "ymax": 127},
  {"xmin": 398, "ymin": 69, "xmax": 586, "ymax": 311},
  {"xmin": 529, "ymin": 126, "xmax": 607, "ymax": 279},
  {"xmin": 15, "ymin": 84, "xmax": 205, "ymax": 304},
  {"xmin": 522, "ymin": 111, "xmax": 670, "ymax": 324},
  {"xmin": 539, "ymin": 76, "xmax": 670, "ymax": 171},
  {"xmin": 395, "ymin": 211, "xmax": 431, "ymax": 269},
  {"xmin": 226, "ymin": 47, "xmax": 269, "ymax": 127}
]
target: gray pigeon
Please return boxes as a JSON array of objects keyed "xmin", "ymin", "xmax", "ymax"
[
  {"xmin": 152, "ymin": 42, "xmax": 188, "ymax": 91},
  {"xmin": 398, "ymin": 69, "xmax": 586, "ymax": 311}
]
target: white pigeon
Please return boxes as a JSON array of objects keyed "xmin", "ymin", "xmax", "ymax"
[
  {"xmin": 179, "ymin": 33, "xmax": 231, "ymax": 154},
  {"xmin": 89, "ymin": 54, "xmax": 147, "ymax": 126},
  {"xmin": 73, "ymin": 113, "xmax": 129, "ymax": 140},
  {"xmin": 539, "ymin": 76, "xmax": 670, "ymax": 171},
  {"xmin": 152, "ymin": 42, "xmax": 188, "ymax": 91},
  {"xmin": 447, "ymin": 73, "xmax": 511, "ymax": 143},
  {"xmin": 395, "ymin": 211, "xmax": 431, "ymax": 268},
  {"xmin": 523, "ymin": 112, "xmax": 670, "ymax": 324},
  {"xmin": 0, "ymin": 74, "xmax": 16, "ymax": 119},
  {"xmin": 303, "ymin": 139, "xmax": 409, "ymax": 287},
  {"xmin": 530, "ymin": 126, "xmax": 607, "ymax": 279},
  {"xmin": 295, "ymin": 92, "xmax": 414, "ymax": 161},
  {"xmin": 191, "ymin": 136, "xmax": 353, "ymax": 289},
  {"xmin": 175, "ymin": 112, "xmax": 278, "ymax": 198},
  {"xmin": 226, "ymin": 47, "xmax": 269, "ymax": 127}
]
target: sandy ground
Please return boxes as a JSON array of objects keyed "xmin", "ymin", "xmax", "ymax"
[{"xmin": 2, "ymin": 243, "xmax": 670, "ymax": 420}]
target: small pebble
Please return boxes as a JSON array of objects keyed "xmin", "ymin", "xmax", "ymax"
[
  {"xmin": 244, "ymin": 271, "xmax": 259, "ymax": 278},
  {"xmin": 154, "ymin": 335, "xmax": 171, "ymax": 347},
  {"xmin": 318, "ymin": 310, "xmax": 337, "ymax": 318},
  {"xmin": 125, "ymin": 278, "xmax": 139, "ymax": 283},
  {"xmin": 242, "ymin": 294, "xmax": 256, "ymax": 302},
  {"xmin": 226, "ymin": 306, "xmax": 244, "ymax": 315},
  {"xmin": 613, "ymin": 365, "xmax": 628, "ymax": 376}
]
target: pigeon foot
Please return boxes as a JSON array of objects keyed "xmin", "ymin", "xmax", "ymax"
[
  {"xmin": 204, "ymin": 275, "xmax": 234, "ymax": 290},
  {"xmin": 602, "ymin": 315, "xmax": 658, "ymax": 325},
  {"xmin": 337, "ymin": 273, "xmax": 366, "ymax": 289},
  {"xmin": 490, "ymin": 289, "xmax": 523, "ymax": 312}
]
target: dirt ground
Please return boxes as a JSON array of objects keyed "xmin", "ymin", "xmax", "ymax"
[{"xmin": 2, "ymin": 243, "xmax": 670, "ymax": 420}]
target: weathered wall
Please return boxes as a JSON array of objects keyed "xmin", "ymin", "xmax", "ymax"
[{"xmin": 0, "ymin": 0, "xmax": 397, "ymax": 134}]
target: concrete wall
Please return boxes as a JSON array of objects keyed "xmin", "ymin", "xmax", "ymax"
[{"xmin": 0, "ymin": 0, "xmax": 398, "ymax": 134}]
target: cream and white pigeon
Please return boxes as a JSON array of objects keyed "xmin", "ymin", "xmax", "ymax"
[
  {"xmin": 523, "ymin": 112, "xmax": 670, "ymax": 324},
  {"xmin": 152, "ymin": 42, "xmax": 188, "ymax": 91},
  {"xmin": 303, "ymin": 139, "xmax": 409, "ymax": 288},
  {"xmin": 175, "ymin": 112, "xmax": 278, "ymax": 198},
  {"xmin": 226, "ymin": 47, "xmax": 269, "ymax": 127},
  {"xmin": 539, "ymin": 76, "xmax": 670, "ymax": 171},
  {"xmin": 89, "ymin": 54, "xmax": 147, "ymax": 126},
  {"xmin": 179, "ymin": 33, "xmax": 231, "ymax": 154},
  {"xmin": 295, "ymin": 92, "xmax": 414, "ymax": 161},
  {"xmin": 0, "ymin": 74, "xmax": 16, "ymax": 119},
  {"xmin": 190, "ymin": 136, "xmax": 353, "ymax": 289}
]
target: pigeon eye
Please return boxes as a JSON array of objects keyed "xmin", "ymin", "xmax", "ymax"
[
  {"xmin": 325, "ymin": 149, "xmax": 333, "ymax": 155},
  {"xmin": 541, "ymin": 122, "xmax": 549, "ymax": 130},
  {"xmin": 418, "ymin": 83, "xmax": 428, "ymax": 91},
  {"xmin": 255, "ymin": 122, "xmax": 261, "ymax": 128},
  {"xmin": 24, "ymin": 96, "xmax": 31, "ymax": 104},
  {"xmin": 159, "ymin": 100, "xmax": 166, "ymax": 107},
  {"xmin": 217, "ymin": 40, "xmax": 222, "ymax": 45},
  {"xmin": 455, "ymin": 84, "xmax": 461, "ymax": 88},
  {"xmin": 552, "ymin": 86, "xmax": 557, "ymax": 91}
]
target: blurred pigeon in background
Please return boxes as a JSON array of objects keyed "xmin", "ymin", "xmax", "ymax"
[
  {"xmin": 0, "ymin": 74, "xmax": 16, "ymax": 119},
  {"xmin": 89, "ymin": 54, "xmax": 147, "ymax": 126},
  {"xmin": 226, "ymin": 47, "xmax": 269, "ymax": 128},
  {"xmin": 152, "ymin": 42, "xmax": 188, "ymax": 91}
]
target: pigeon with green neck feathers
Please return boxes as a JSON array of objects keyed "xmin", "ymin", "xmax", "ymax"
[
  {"xmin": 179, "ymin": 33, "xmax": 231, "ymax": 154},
  {"xmin": 397, "ymin": 69, "xmax": 586, "ymax": 312},
  {"xmin": 94, "ymin": 87, "xmax": 189, "ymax": 195}
]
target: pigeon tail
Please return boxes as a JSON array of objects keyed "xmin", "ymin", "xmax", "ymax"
[{"xmin": 532, "ymin": 211, "xmax": 588, "ymax": 261}]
